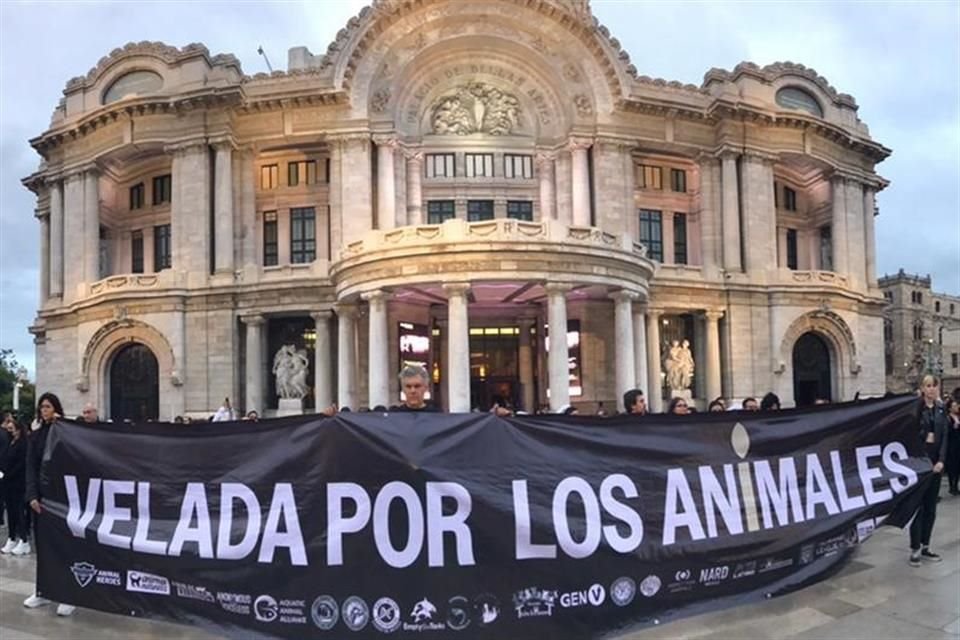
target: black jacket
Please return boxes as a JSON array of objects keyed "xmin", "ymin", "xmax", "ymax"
[
  {"xmin": 918, "ymin": 400, "xmax": 949, "ymax": 465},
  {"xmin": 0, "ymin": 434, "xmax": 27, "ymax": 490},
  {"xmin": 25, "ymin": 421, "xmax": 51, "ymax": 504}
]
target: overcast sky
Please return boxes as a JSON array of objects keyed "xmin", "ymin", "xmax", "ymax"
[{"xmin": 1, "ymin": 0, "xmax": 958, "ymax": 378}]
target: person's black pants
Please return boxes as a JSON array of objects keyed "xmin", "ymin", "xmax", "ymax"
[
  {"xmin": 910, "ymin": 472, "xmax": 941, "ymax": 550},
  {"xmin": 2, "ymin": 486, "xmax": 27, "ymax": 540}
]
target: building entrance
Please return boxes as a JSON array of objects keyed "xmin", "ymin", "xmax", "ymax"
[
  {"xmin": 109, "ymin": 343, "xmax": 159, "ymax": 422},
  {"xmin": 792, "ymin": 332, "xmax": 832, "ymax": 407},
  {"xmin": 468, "ymin": 326, "xmax": 526, "ymax": 411}
]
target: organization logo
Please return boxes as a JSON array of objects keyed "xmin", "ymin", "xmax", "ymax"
[
  {"xmin": 446, "ymin": 596, "xmax": 471, "ymax": 631},
  {"xmin": 815, "ymin": 533, "xmax": 852, "ymax": 558},
  {"xmin": 609, "ymin": 577, "xmax": 636, "ymax": 607},
  {"xmin": 732, "ymin": 561, "xmax": 757, "ymax": 579},
  {"xmin": 559, "ymin": 583, "xmax": 605, "ymax": 608},
  {"xmin": 217, "ymin": 591, "xmax": 252, "ymax": 615},
  {"xmin": 342, "ymin": 596, "xmax": 370, "ymax": 631},
  {"xmin": 640, "ymin": 575, "xmax": 661, "ymax": 597},
  {"xmin": 254, "ymin": 595, "xmax": 279, "ymax": 623},
  {"xmin": 472, "ymin": 594, "xmax": 500, "ymax": 627},
  {"xmin": 758, "ymin": 557, "xmax": 794, "ymax": 573},
  {"xmin": 675, "ymin": 569, "xmax": 691, "ymax": 581},
  {"xmin": 403, "ymin": 597, "xmax": 445, "ymax": 631},
  {"xmin": 856, "ymin": 518, "xmax": 876, "ymax": 543},
  {"xmin": 667, "ymin": 569, "xmax": 696, "ymax": 594},
  {"xmin": 799, "ymin": 544, "xmax": 815, "ymax": 566},
  {"xmin": 70, "ymin": 562, "xmax": 96, "ymax": 588},
  {"xmin": 310, "ymin": 595, "xmax": 339, "ymax": 630},
  {"xmin": 512, "ymin": 587, "xmax": 558, "ymax": 619},
  {"xmin": 172, "ymin": 581, "xmax": 215, "ymax": 603},
  {"xmin": 372, "ymin": 597, "xmax": 401, "ymax": 633},
  {"xmin": 698, "ymin": 565, "xmax": 729, "ymax": 587},
  {"xmin": 126, "ymin": 570, "xmax": 170, "ymax": 595}
]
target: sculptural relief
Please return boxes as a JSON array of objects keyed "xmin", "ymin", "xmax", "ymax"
[
  {"xmin": 664, "ymin": 339, "xmax": 695, "ymax": 392},
  {"xmin": 430, "ymin": 82, "xmax": 521, "ymax": 135}
]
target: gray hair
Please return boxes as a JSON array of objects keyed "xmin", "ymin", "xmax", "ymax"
[{"xmin": 398, "ymin": 364, "xmax": 429, "ymax": 383}]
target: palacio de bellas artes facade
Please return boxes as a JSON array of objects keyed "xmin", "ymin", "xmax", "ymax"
[{"xmin": 22, "ymin": 0, "xmax": 891, "ymax": 422}]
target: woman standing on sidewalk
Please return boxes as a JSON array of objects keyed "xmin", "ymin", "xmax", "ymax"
[
  {"xmin": 945, "ymin": 397, "xmax": 960, "ymax": 496},
  {"xmin": 22, "ymin": 392, "xmax": 76, "ymax": 617},
  {"xmin": 909, "ymin": 375, "xmax": 949, "ymax": 567},
  {"xmin": 0, "ymin": 413, "xmax": 30, "ymax": 555}
]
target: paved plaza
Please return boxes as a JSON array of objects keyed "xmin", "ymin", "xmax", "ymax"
[{"xmin": 1, "ymin": 483, "xmax": 958, "ymax": 640}]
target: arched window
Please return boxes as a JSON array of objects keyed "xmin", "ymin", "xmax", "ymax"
[
  {"xmin": 775, "ymin": 87, "xmax": 823, "ymax": 118},
  {"xmin": 103, "ymin": 70, "xmax": 163, "ymax": 105}
]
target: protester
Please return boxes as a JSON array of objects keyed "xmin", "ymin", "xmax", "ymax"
[
  {"xmin": 707, "ymin": 398, "xmax": 726, "ymax": 412},
  {"xmin": 80, "ymin": 403, "xmax": 99, "ymax": 424},
  {"xmin": 909, "ymin": 375, "xmax": 948, "ymax": 567},
  {"xmin": 596, "ymin": 401, "xmax": 608, "ymax": 416},
  {"xmin": 0, "ymin": 413, "xmax": 29, "ymax": 555},
  {"xmin": 23, "ymin": 392, "xmax": 76, "ymax": 616},
  {"xmin": 390, "ymin": 365, "xmax": 440, "ymax": 412},
  {"xmin": 212, "ymin": 398, "xmax": 236, "ymax": 422},
  {"xmin": 945, "ymin": 397, "xmax": 960, "ymax": 496},
  {"xmin": 173, "ymin": 416, "xmax": 185, "ymax": 424},
  {"xmin": 245, "ymin": 410, "xmax": 260, "ymax": 422},
  {"xmin": 741, "ymin": 397, "xmax": 760, "ymax": 411},
  {"xmin": 622, "ymin": 389, "xmax": 647, "ymax": 415},
  {"xmin": 557, "ymin": 404, "xmax": 578, "ymax": 415},
  {"xmin": 668, "ymin": 397, "xmax": 689, "ymax": 415},
  {"xmin": 760, "ymin": 393, "xmax": 781, "ymax": 411}
]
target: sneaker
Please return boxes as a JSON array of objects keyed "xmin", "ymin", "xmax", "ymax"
[
  {"xmin": 56, "ymin": 604, "xmax": 76, "ymax": 616},
  {"xmin": 909, "ymin": 549, "xmax": 921, "ymax": 567},
  {"xmin": 0, "ymin": 538, "xmax": 16, "ymax": 554},
  {"xmin": 23, "ymin": 594, "xmax": 52, "ymax": 608},
  {"xmin": 11, "ymin": 540, "xmax": 31, "ymax": 556},
  {"xmin": 921, "ymin": 548, "xmax": 943, "ymax": 563}
]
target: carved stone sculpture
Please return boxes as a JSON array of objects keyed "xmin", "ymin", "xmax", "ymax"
[
  {"xmin": 273, "ymin": 344, "xmax": 309, "ymax": 400},
  {"xmin": 664, "ymin": 339, "xmax": 695, "ymax": 392},
  {"xmin": 430, "ymin": 82, "xmax": 521, "ymax": 136}
]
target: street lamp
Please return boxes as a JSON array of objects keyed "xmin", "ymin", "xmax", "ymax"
[{"xmin": 13, "ymin": 366, "xmax": 28, "ymax": 412}]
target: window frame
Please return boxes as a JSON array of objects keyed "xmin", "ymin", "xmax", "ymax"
[
  {"xmin": 784, "ymin": 186, "xmax": 798, "ymax": 212},
  {"xmin": 638, "ymin": 165, "xmax": 663, "ymax": 190},
  {"xmin": 152, "ymin": 174, "xmax": 172, "ymax": 206},
  {"xmin": 426, "ymin": 200, "xmax": 456, "ymax": 224},
  {"xmin": 131, "ymin": 230, "xmax": 144, "ymax": 274},
  {"xmin": 673, "ymin": 212, "xmax": 687, "ymax": 265},
  {"xmin": 506, "ymin": 200, "xmax": 534, "ymax": 221},
  {"xmin": 670, "ymin": 168, "xmax": 687, "ymax": 193},
  {"xmin": 290, "ymin": 207, "xmax": 316, "ymax": 264},
  {"xmin": 260, "ymin": 164, "xmax": 279, "ymax": 190},
  {"xmin": 425, "ymin": 153, "xmax": 456, "ymax": 178},
  {"xmin": 504, "ymin": 154, "xmax": 534, "ymax": 179},
  {"xmin": 464, "ymin": 153, "xmax": 494, "ymax": 178},
  {"xmin": 263, "ymin": 210, "xmax": 279, "ymax": 267},
  {"xmin": 786, "ymin": 228, "xmax": 799, "ymax": 270},
  {"xmin": 466, "ymin": 200, "xmax": 495, "ymax": 222},
  {"xmin": 288, "ymin": 160, "xmax": 318, "ymax": 187},
  {"xmin": 638, "ymin": 209, "xmax": 663, "ymax": 261},
  {"xmin": 153, "ymin": 223, "xmax": 171, "ymax": 271},
  {"xmin": 129, "ymin": 183, "xmax": 145, "ymax": 211}
]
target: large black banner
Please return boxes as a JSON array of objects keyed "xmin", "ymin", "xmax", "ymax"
[{"xmin": 37, "ymin": 395, "xmax": 929, "ymax": 639}]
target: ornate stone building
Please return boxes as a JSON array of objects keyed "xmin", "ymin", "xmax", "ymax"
[
  {"xmin": 24, "ymin": 0, "xmax": 891, "ymax": 419},
  {"xmin": 880, "ymin": 271, "xmax": 960, "ymax": 394}
]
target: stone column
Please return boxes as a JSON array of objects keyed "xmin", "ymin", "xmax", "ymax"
[
  {"xmin": 518, "ymin": 317, "xmax": 536, "ymax": 413},
  {"xmin": 444, "ymin": 283, "xmax": 471, "ymax": 413},
  {"xmin": 169, "ymin": 142, "xmax": 212, "ymax": 281},
  {"xmin": 720, "ymin": 151, "xmax": 742, "ymax": 272},
  {"xmin": 536, "ymin": 152, "xmax": 556, "ymax": 220},
  {"xmin": 610, "ymin": 291, "xmax": 636, "ymax": 401},
  {"xmin": 327, "ymin": 138, "xmax": 343, "ymax": 253},
  {"xmin": 335, "ymin": 304, "xmax": 358, "ymax": 410},
  {"xmin": 740, "ymin": 153, "xmax": 776, "ymax": 275},
  {"xmin": 238, "ymin": 148, "xmax": 257, "ymax": 273},
  {"xmin": 404, "ymin": 149, "xmax": 423, "ymax": 226},
  {"xmin": 546, "ymin": 283, "xmax": 573, "ymax": 411},
  {"xmin": 213, "ymin": 141, "xmax": 235, "ymax": 273},
  {"xmin": 569, "ymin": 138, "xmax": 592, "ymax": 227},
  {"xmin": 49, "ymin": 179, "xmax": 63, "ymax": 298},
  {"xmin": 662, "ymin": 210, "xmax": 675, "ymax": 264},
  {"xmin": 704, "ymin": 310, "xmax": 723, "ymax": 403},
  {"xmin": 37, "ymin": 210, "xmax": 50, "ymax": 301},
  {"xmin": 83, "ymin": 168, "xmax": 100, "ymax": 284},
  {"xmin": 242, "ymin": 314, "xmax": 265, "ymax": 415},
  {"xmin": 633, "ymin": 304, "xmax": 648, "ymax": 401},
  {"xmin": 311, "ymin": 310, "xmax": 334, "ymax": 412},
  {"xmin": 339, "ymin": 134, "xmax": 373, "ymax": 246},
  {"xmin": 363, "ymin": 290, "xmax": 390, "ymax": 409},
  {"xmin": 646, "ymin": 310, "xmax": 663, "ymax": 413},
  {"xmin": 697, "ymin": 155, "xmax": 721, "ymax": 277},
  {"xmin": 863, "ymin": 186, "xmax": 877, "ymax": 287},
  {"xmin": 374, "ymin": 135, "xmax": 397, "ymax": 230},
  {"xmin": 62, "ymin": 173, "xmax": 85, "ymax": 298},
  {"xmin": 830, "ymin": 175, "xmax": 849, "ymax": 275},
  {"xmin": 844, "ymin": 178, "xmax": 866, "ymax": 289}
]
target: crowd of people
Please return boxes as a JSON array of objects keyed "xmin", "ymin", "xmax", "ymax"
[{"xmin": 1, "ymin": 369, "xmax": 959, "ymax": 624}]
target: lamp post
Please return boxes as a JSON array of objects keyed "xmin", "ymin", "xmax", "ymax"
[{"xmin": 13, "ymin": 366, "xmax": 28, "ymax": 412}]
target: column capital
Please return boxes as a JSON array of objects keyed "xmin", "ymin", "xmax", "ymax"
[
  {"xmin": 696, "ymin": 151, "xmax": 720, "ymax": 166},
  {"xmin": 403, "ymin": 147, "xmax": 424, "ymax": 162},
  {"xmin": 62, "ymin": 163, "xmax": 99, "ymax": 181},
  {"xmin": 240, "ymin": 313, "xmax": 265, "ymax": 326},
  {"xmin": 327, "ymin": 132, "xmax": 371, "ymax": 145},
  {"xmin": 361, "ymin": 289, "xmax": 389, "ymax": 303},
  {"xmin": 209, "ymin": 136, "xmax": 238, "ymax": 152},
  {"xmin": 442, "ymin": 282, "xmax": 471, "ymax": 298},
  {"xmin": 535, "ymin": 151, "xmax": 556, "ymax": 167},
  {"xmin": 164, "ymin": 139, "xmax": 209, "ymax": 157},
  {"xmin": 566, "ymin": 136, "xmax": 593, "ymax": 152},
  {"xmin": 544, "ymin": 282, "xmax": 574, "ymax": 296},
  {"xmin": 334, "ymin": 302, "xmax": 359, "ymax": 318},
  {"xmin": 704, "ymin": 309, "xmax": 725, "ymax": 322},
  {"xmin": 372, "ymin": 133, "xmax": 400, "ymax": 148},
  {"xmin": 608, "ymin": 289, "xmax": 638, "ymax": 303},
  {"xmin": 716, "ymin": 147, "xmax": 741, "ymax": 161},
  {"xmin": 646, "ymin": 308, "xmax": 665, "ymax": 319},
  {"xmin": 310, "ymin": 310, "xmax": 334, "ymax": 322},
  {"xmin": 594, "ymin": 135, "xmax": 633, "ymax": 150},
  {"xmin": 740, "ymin": 148, "xmax": 778, "ymax": 164}
]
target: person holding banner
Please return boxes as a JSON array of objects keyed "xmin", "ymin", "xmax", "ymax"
[
  {"xmin": 909, "ymin": 375, "xmax": 949, "ymax": 567},
  {"xmin": 391, "ymin": 365, "xmax": 441, "ymax": 412},
  {"xmin": 22, "ymin": 392, "xmax": 76, "ymax": 617},
  {"xmin": 622, "ymin": 388, "xmax": 648, "ymax": 415}
]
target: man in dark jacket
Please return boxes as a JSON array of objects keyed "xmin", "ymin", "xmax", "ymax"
[{"xmin": 909, "ymin": 375, "xmax": 949, "ymax": 567}]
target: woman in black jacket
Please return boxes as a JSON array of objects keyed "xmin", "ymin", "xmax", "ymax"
[
  {"xmin": 945, "ymin": 397, "xmax": 960, "ymax": 495},
  {"xmin": 909, "ymin": 375, "xmax": 949, "ymax": 567},
  {"xmin": 0, "ymin": 413, "xmax": 29, "ymax": 555},
  {"xmin": 22, "ymin": 392, "xmax": 76, "ymax": 616}
]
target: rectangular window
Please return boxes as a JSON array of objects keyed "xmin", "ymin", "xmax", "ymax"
[
  {"xmin": 935, "ymin": 301, "xmax": 941, "ymax": 313},
  {"xmin": 263, "ymin": 211, "xmax": 278, "ymax": 267},
  {"xmin": 951, "ymin": 303, "xmax": 956, "ymax": 315},
  {"xmin": 153, "ymin": 224, "xmax": 171, "ymax": 271},
  {"xmin": 819, "ymin": 225, "xmax": 833, "ymax": 271},
  {"xmin": 467, "ymin": 200, "xmax": 495, "ymax": 222},
  {"xmin": 325, "ymin": 157, "xmax": 331, "ymax": 183},
  {"xmin": 786, "ymin": 228, "xmax": 799, "ymax": 270},
  {"xmin": 129, "ymin": 183, "xmax": 144, "ymax": 210},
  {"xmin": 465, "ymin": 153, "xmax": 494, "ymax": 178},
  {"xmin": 425, "ymin": 153, "xmax": 455, "ymax": 178},
  {"xmin": 427, "ymin": 200, "xmax": 456, "ymax": 224},
  {"xmin": 504, "ymin": 154, "xmax": 533, "ymax": 179},
  {"xmin": 288, "ymin": 160, "xmax": 318, "ymax": 187},
  {"xmin": 953, "ymin": 353, "xmax": 958, "ymax": 369},
  {"xmin": 260, "ymin": 164, "xmax": 279, "ymax": 190},
  {"xmin": 784, "ymin": 186, "xmax": 798, "ymax": 211},
  {"xmin": 773, "ymin": 181, "xmax": 779, "ymax": 208},
  {"xmin": 507, "ymin": 200, "xmax": 534, "ymax": 221},
  {"xmin": 290, "ymin": 207, "xmax": 316, "ymax": 264},
  {"xmin": 152, "ymin": 174, "xmax": 172, "ymax": 205},
  {"xmin": 670, "ymin": 168, "xmax": 687, "ymax": 193},
  {"xmin": 639, "ymin": 209, "xmax": 663, "ymax": 261},
  {"xmin": 917, "ymin": 292, "xmax": 923, "ymax": 305},
  {"xmin": 673, "ymin": 213, "xmax": 687, "ymax": 264},
  {"xmin": 131, "ymin": 231, "xmax": 144, "ymax": 274},
  {"xmin": 638, "ymin": 165, "xmax": 662, "ymax": 190}
]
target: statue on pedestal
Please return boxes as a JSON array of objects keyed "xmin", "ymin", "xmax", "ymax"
[
  {"xmin": 664, "ymin": 339, "xmax": 695, "ymax": 393},
  {"xmin": 273, "ymin": 344, "xmax": 309, "ymax": 400}
]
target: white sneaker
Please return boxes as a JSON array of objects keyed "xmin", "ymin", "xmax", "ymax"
[
  {"xmin": 23, "ymin": 594, "xmax": 52, "ymax": 608},
  {"xmin": 56, "ymin": 604, "xmax": 76, "ymax": 616},
  {"xmin": 0, "ymin": 538, "xmax": 16, "ymax": 554},
  {"xmin": 11, "ymin": 540, "xmax": 31, "ymax": 556}
]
